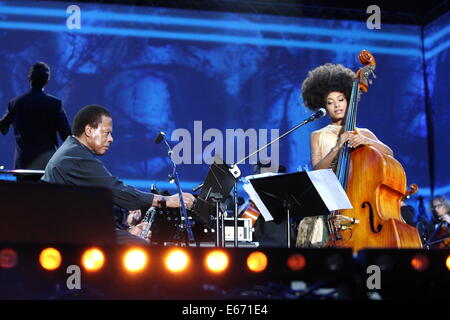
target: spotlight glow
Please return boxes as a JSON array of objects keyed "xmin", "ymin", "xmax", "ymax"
[
  {"xmin": 39, "ymin": 248, "xmax": 62, "ymax": 271},
  {"xmin": 0, "ymin": 248, "xmax": 18, "ymax": 269},
  {"xmin": 205, "ymin": 250, "xmax": 229, "ymax": 273},
  {"xmin": 82, "ymin": 248, "xmax": 105, "ymax": 272},
  {"xmin": 247, "ymin": 251, "xmax": 268, "ymax": 273},
  {"xmin": 287, "ymin": 253, "xmax": 307, "ymax": 271},
  {"xmin": 165, "ymin": 249, "xmax": 189, "ymax": 273},
  {"xmin": 446, "ymin": 255, "xmax": 450, "ymax": 271},
  {"xmin": 411, "ymin": 254, "xmax": 429, "ymax": 272},
  {"xmin": 123, "ymin": 248, "xmax": 148, "ymax": 273}
]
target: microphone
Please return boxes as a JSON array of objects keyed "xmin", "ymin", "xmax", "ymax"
[
  {"xmin": 154, "ymin": 131, "xmax": 165, "ymax": 144},
  {"xmin": 304, "ymin": 108, "xmax": 327, "ymax": 123}
]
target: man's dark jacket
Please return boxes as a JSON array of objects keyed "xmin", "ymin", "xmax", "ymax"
[{"xmin": 0, "ymin": 88, "xmax": 71, "ymax": 169}]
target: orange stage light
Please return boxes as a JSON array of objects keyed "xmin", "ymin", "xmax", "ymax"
[
  {"xmin": 410, "ymin": 254, "xmax": 429, "ymax": 272},
  {"xmin": 39, "ymin": 248, "xmax": 62, "ymax": 271},
  {"xmin": 205, "ymin": 250, "xmax": 229, "ymax": 273},
  {"xmin": 247, "ymin": 251, "xmax": 268, "ymax": 272},
  {"xmin": 123, "ymin": 248, "xmax": 148, "ymax": 273},
  {"xmin": 287, "ymin": 253, "xmax": 307, "ymax": 271},
  {"xmin": 165, "ymin": 249, "xmax": 189, "ymax": 273},
  {"xmin": 82, "ymin": 248, "xmax": 105, "ymax": 272}
]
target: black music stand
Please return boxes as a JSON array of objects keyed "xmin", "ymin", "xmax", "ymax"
[
  {"xmin": 192, "ymin": 155, "xmax": 235, "ymax": 247},
  {"xmin": 245, "ymin": 171, "xmax": 331, "ymax": 248}
]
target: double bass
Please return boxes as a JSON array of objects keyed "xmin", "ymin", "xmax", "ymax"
[{"xmin": 326, "ymin": 50, "xmax": 422, "ymax": 252}]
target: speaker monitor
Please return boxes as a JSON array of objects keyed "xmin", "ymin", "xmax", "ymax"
[{"xmin": 0, "ymin": 181, "xmax": 116, "ymax": 245}]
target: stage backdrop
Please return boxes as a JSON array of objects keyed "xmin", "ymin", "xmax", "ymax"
[{"xmin": 0, "ymin": 1, "xmax": 448, "ymax": 212}]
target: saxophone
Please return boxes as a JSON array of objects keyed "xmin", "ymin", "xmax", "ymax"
[{"xmin": 140, "ymin": 207, "xmax": 157, "ymax": 240}]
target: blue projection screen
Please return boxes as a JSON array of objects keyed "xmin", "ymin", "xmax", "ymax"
[{"xmin": 0, "ymin": 1, "xmax": 448, "ymax": 207}]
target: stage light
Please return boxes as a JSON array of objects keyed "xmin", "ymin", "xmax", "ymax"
[
  {"xmin": 123, "ymin": 248, "xmax": 148, "ymax": 273},
  {"xmin": 375, "ymin": 254, "xmax": 394, "ymax": 271},
  {"xmin": 82, "ymin": 248, "xmax": 105, "ymax": 272},
  {"xmin": 247, "ymin": 251, "xmax": 267, "ymax": 273},
  {"xmin": 39, "ymin": 248, "xmax": 62, "ymax": 271},
  {"xmin": 446, "ymin": 255, "xmax": 450, "ymax": 271},
  {"xmin": 205, "ymin": 250, "xmax": 229, "ymax": 274},
  {"xmin": 410, "ymin": 254, "xmax": 429, "ymax": 272},
  {"xmin": 287, "ymin": 253, "xmax": 306, "ymax": 271},
  {"xmin": 326, "ymin": 253, "xmax": 344, "ymax": 271},
  {"xmin": 165, "ymin": 249, "xmax": 189, "ymax": 273},
  {"xmin": 0, "ymin": 248, "xmax": 18, "ymax": 269}
]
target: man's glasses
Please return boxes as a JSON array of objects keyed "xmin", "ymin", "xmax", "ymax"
[{"xmin": 432, "ymin": 203, "xmax": 444, "ymax": 210}]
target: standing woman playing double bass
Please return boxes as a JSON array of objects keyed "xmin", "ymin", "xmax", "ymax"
[
  {"xmin": 304, "ymin": 63, "xmax": 393, "ymax": 170},
  {"xmin": 296, "ymin": 63, "xmax": 393, "ymax": 248}
]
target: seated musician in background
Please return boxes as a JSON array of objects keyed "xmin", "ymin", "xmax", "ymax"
[
  {"xmin": 296, "ymin": 63, "xmax": 393, "ymax": 248},
  {"xmin": 430, "ymin": 195, "xmax": 450, "ymax": 225},
  {"xmin": 427, "ymin": 195, "xmax": 450, "ymax": 248},
  {"xmin": 42, "ymin": 104, "xmax": 196, "ymax": 245}
]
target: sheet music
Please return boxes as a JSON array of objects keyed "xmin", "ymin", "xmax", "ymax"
[
  {"xmin": 306, "ymin": 169, "xmax": 353, "ymax": 211},
  {"xmin": 242, "ymin": 172, "xmax": 278, "ymax": 221},
  {"xmin": 242, "ymin": 170, "xmax": 352, "ymax": 221}
]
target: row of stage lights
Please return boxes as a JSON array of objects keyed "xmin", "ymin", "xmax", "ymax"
[
  {"xmin": 0, "ymin": 246, "xmax": 300, "ymax": 274},
  {"xmin": 1, "ymin": 246, "xmax": 450, "ymax": 275}
]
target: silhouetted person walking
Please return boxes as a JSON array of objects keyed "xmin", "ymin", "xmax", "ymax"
[{"xmin": 0, "ymin": 62, "xmax": 71, "ymax": 180}]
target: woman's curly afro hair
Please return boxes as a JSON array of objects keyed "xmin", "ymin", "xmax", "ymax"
[{"xmin": 301, "ymin": 63, "xmax": 355, "ymax": 111}]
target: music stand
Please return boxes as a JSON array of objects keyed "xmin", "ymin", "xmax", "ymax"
[
  {"xmin": 244, "ymin": 170, "xmax": 350, "ymax": 248},
  {"xmin": 192, "ymin": 155, "xmax": 235, "ymax": 247}
]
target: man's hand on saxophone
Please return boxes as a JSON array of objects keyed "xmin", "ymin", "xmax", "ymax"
[{"xmin": 129, "ymin": 222, "xmax": 151, "ymax": 243}]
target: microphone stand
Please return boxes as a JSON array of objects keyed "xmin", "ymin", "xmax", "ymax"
[
  {"xmin": 229, "ymin": 111, "xmax": 326, "ymax": 248},
  {"xmin": 160, "ymin": 136, "xmax": 196, "ymax": 246}
]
